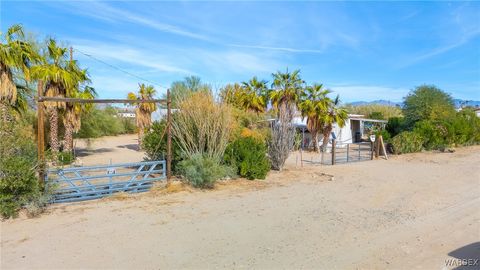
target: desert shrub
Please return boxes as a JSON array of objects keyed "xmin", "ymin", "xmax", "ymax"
[
  {"xmin": 0, "ymin": 120, "xmax": 42, "ymax": 218},
  {"xmin": 450, "ymin": 109, "xmax": 480, "ymax": 146},
  {"xmin": 412, "ymin": 109, "xmax": 480, "ymax": 150},
  {"xmin": 177, "ymin": 154, "xmax": 235, "ymax": 189},
  {"xmin": 386, "ymin": 117, "xmax": 406, "ymax": 138},
  {"xmin": 413, "ymin": 120, "xmax": 453, "ymax": 150},
  {"xmin": 142, "ymin": 120, "xmax": 182, "ymax": 171},
  {"xmin": 121, "ymin": 117, "xmax": 136, "ymax": 134},
  {"xmin": 76, "ymin": 107, "xmax": 132, "ymax": 138},
  {"xmin": 391, "ymin": 131, "xmax": 423, "ymax": 154},
  {"xmin": 268, "ymin": 103, "xmax": 296, "ymax": 170},
  {"xmin": 172, "ymin": 91, "xmax": 233, "ymax": 160},
  {"xmin": 224, "ymin": 136, "xmax": 270, "ymax": 180},
  {"xmin": 375, "ymin": 129, "xmax": 391, "ymax": 142},
  {"xmin": 344, "ymin": 104, "xmax": 402, "ymax": 119},
  {"xmin": 57, "ymin": 151, "xmax": 75, "ymax": 165}
]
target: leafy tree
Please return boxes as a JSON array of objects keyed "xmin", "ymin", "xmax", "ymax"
[
  {"xmin": 403, "ymin": 85, "xmax": 455, "ymax": 127},
  {"xmin": 298, "ymin": 83, "xmax": 330, "ymax": 152},
  {"xmin": 0, "ymin": 24, "xmax": 40, "ymax": 121},
  {"xmin": 127, "ymin": 83, "xmax": 157, "ymax": 147}
]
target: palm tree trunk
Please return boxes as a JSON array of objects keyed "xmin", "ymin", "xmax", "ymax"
[
  {"xmin": 64, "ymin": 122, "xmax": 73, "ymax": 153},
  {"xmin": 138, "ymin": 127, "xmax": 144, "ymax": 150},
  {"xmin": 0, "ymin": 102, "xmax": 12, "ymax": 123},
  {"xmin": 311, "ymin": 130, "xmax": 319, "ymax": 152},
  {"xmin": 321, "ymin": 125, "xmax": 333, "ymax": 152},
  {"xmin": 49, "ymin": 108, "xmax": 60, "ymax": 156}
]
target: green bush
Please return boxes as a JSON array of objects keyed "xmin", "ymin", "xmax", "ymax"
[
  {"xmin": 177, "ymin": 154, "xmax": 236, "ymax": 189},
  {"xmin": 386, "ymin": 117, "xmax": 406, "ymax": 138},
  {"xmin": 0, "ymin": 121, "xmax": 42, "ymax": 218},
  {"xmin": 413, "ymin": 120, "xmax": 452, "ymax": 150},
  {"xmin": 224, "ymin": 136, "xmax": 270, "ymax": 180},
  {"xmin": 375, "ymin": 129, "xmax": 391, "ymax": 142},
  {"xmin": 142, "ymin": 120, "xmax": 182, "ymax": 171},
  {"xmin": 391, "ymin": 131, "xmax": 424, "ymax": 154},
  {"xmin": 450, "ymin": 109, "xmax": 480, "ymax": 145},
  {"xmin": 57, "ymin": 151, "xmax": 75, "ymax": 165},
  {"xmin": 76, "ymin": 107, "xmax": 134, "ymax": 138}
]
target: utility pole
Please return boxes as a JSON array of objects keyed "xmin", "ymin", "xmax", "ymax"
[
  {"xmin": 70, "ymin": 46, "xmax": 73, "ymax": 62},
  {"xmin": 166, "ymin": 89, "xmax": 172, "ymax": 184}
]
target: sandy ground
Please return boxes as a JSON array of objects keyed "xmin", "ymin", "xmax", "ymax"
[
  {"xmin": 73, "ymin": 134, "xmax": 145, "ymax": 166},
  {"xmin": 1, "ymin": 136, "xmax": 479, "ymax": 269}
]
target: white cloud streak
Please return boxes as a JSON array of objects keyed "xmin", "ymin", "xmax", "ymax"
[{"xmin": 229, "ymin": 44, "xmax": 324, "ymax": 54}]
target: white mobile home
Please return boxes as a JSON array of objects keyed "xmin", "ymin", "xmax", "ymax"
[{"xmin": 293, "ymin": 114, "xmax": 387, "ymax": 149}]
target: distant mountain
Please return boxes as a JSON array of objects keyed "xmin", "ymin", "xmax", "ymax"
[
  {"xmin": 347, "ymin": 99, "xmax": 480, "ymax": 109},
  {"xmin": 453, "ymin": 99, "xmax": 480, "ymax": 108}
]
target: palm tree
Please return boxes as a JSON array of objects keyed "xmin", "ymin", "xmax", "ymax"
[
  {"xmin": 320, "ymin": 95, "xmax": 348, "ymax": 151},
  {"xmin": 63, "ymin": 83, "xmax": 96, "ymax": 153},
  {"xmin": 219, "ymin": 83, "xmax": 244, "ymax": 108},
  {"xmin": 0, "ymin": 24, "xmax": 40, "ymax": 121},
  {"xmin": 270, "ymin": 69, "xmax": 304, "ymax": 119},
  {"xmin": 298, "ymin": 84, "xmax": 331, "ymax": 152},
  {"xmin": 128, "ymin": 83, "xmax": 157, "ymax": 147},
  {"xmin": 241, "ymin": 76, "xmax": 269, "ymax": 113},
  {"xmin": 63, "ymin": 62, "xmax": 91, "ymax": 153},
  {"xmin": 31, "ymin": 38, "xmax": 76, "ymax": 155}
]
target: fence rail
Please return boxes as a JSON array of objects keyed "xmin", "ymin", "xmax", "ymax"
[
  {"xmin": 320, "ymin": 141, "xmax": 373, "ymax": 165},
  {"xmin": 46, "ymin": 160, "xmax": 166, "ymax": 203}
]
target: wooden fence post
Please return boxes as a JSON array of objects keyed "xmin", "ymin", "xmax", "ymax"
[
  {"xmin": 166, "ymin": 89, "xmax": 172, "ymax": 184},
  {"xmin": 37, "ymin": 81, "xmax": 45, "ymax": 184},
  {"xmin": 371, "ymin": 141, "xmax": 374, "ymax": 160},
  {"xmin": 331, "ymin": 139, "xmax": 336, "ymax": 165}
]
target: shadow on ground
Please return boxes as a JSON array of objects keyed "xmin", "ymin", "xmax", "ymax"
[
  {"xmin": 447, "ymin": 242, "xmax": 480, "ymax": 270},
  {"xmin": 75, "ymin": 148, "xmax": 114, "ymax": 157},
  {"xmin": 117, "ymin": 144, "xmax": 140, "ymax": 151}
]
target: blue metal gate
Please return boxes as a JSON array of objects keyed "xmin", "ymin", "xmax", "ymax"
[{"xmin": 46, "ymin": 160, "xmax": 166, "ymax": 203}]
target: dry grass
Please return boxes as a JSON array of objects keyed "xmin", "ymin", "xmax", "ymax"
[
  {"xmin": 149, "ymin": 180, "xmax": 194, "ymax": 196},
  {"xmin": 172, "ymin": 91, "xmax": 233, "ymax": 160}
]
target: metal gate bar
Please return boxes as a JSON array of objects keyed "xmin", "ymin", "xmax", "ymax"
[{"xmin": 46, "ymin": 160, "xmax": 166, "ymax": 203}]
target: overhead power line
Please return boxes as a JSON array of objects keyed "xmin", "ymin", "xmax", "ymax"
[{"xmin": 73, "ymin": 48, "xmax": 168, "ymax": 89}]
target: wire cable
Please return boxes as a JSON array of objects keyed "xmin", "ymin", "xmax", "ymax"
[{"xmin": 73, "ymin": 48, "xmax": 168, "ymax": 90}]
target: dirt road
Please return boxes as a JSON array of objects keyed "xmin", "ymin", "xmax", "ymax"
[{"xmin": 1, "ymin": 146, "xmax": 479, "ymax": 269}]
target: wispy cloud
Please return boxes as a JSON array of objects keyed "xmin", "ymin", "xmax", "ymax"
[
  {"xmin": 229, "ymin": 44, "xmax": 324, "ymax": 54},
  {"xmin": 330, "ymin": 84, "xmax": 409, "ymax": 102},
  {"xmin": 398, "ymin": 29, "xmax": 480, "ymax": 68},
  {"xmin": 72, "ymin": 39, "xmax": 193, "ymax": 75},
  {"xmin": 61, "ymin": 1, "xmax": 212, "ymax": 42}
]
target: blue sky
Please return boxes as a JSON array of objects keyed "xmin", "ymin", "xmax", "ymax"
[{"xmin": 1, "ymin": 1, "xmax": 479, "ymax": 102}]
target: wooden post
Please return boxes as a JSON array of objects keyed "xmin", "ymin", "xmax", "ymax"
[
  {"xmin": 37, "ymin": 81, "xmax": 45, "ymax": 184},
  {"xmin": 331, "ymin": 139, "xmax": 336, "ymax": 165},
  {"xmin": 347, "ymin": 143, "xmax": 350, "ymax": 162},
  {"xmin": 370, "ymin": 141, "xmax": 374, "ymax": 160},
  {"xmin": 379, "ymin": 135, "xmax": 388, "ymax": 160},
  {"xmin": 375, "ymin": 139, "xmax": 380, "ymax": 158},
  {"xmin": 166, "ymin": 89, "xmax": 172, "ymax": 183}
]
